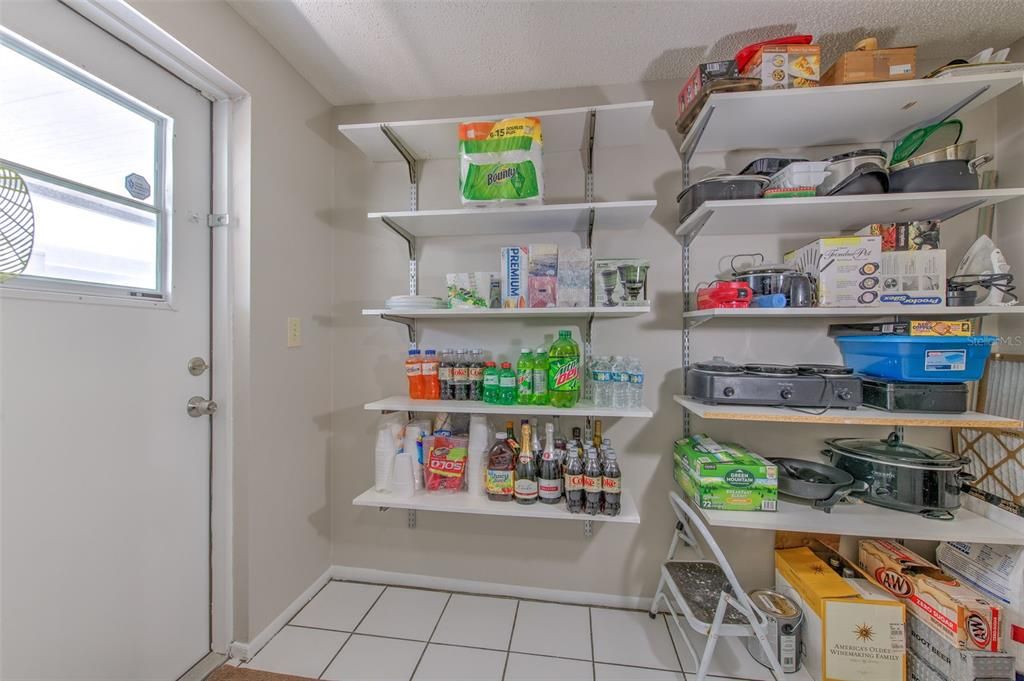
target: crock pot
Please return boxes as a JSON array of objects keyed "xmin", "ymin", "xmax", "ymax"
[{"xmin": 823, "ymin": 431, "xmax": 974, "ymax": 520}]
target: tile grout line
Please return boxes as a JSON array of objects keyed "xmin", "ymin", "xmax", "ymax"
[
  {"xmin": 247, "ymin": 578, "xmax": 337, "ymax": 668},
  {"xmin": 315, "ymin": 584, "xmax": 389, "ymax": 680},
  {"xmin": 589, "ymin": 607, "xmax": 596, "ymax": 681},
  {"xmin": 408, "ymin": 591, "xmax": 453, "ymax": 681},
  {"xmin": 662, "ymin": 613, "xmax": 687, "ymax": 679},
  {"xmin": 501, "ymin": 600, "xmax": 520, "ymax": 681}
]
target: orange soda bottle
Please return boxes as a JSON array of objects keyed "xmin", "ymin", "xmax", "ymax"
[{"xmin": 406, "ymin": 348, "xmax": 424, "ymax": 399}]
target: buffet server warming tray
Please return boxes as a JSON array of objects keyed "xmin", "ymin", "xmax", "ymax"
[{"xmin": 862, "ymin": 377, "xmax": 968, "ymax": 413}]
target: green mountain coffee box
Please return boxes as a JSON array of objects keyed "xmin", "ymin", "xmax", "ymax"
[{"xmin": 674, "ymin": 435, "xmax": 778, "ymax": 511}]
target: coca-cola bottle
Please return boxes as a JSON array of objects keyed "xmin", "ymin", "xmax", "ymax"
[
  {"xmin": 453, "ymin": 350, "xmax": 470, "ymax": 401},
  {"xmin": 601, "ymin": 445, "xmax": 621, "ymax": 516},
  {"xmin": 514, "ymin": 422, "xmax": 538, "ymax": 505},
  {"xmin": 538, "ymin": 423, "xmax": 563, "ymax": 505},
  {"xmin": 469, "ymin": 349, "xmax": 485, "ymax": 401},
  {"xmin": 564, "ymin": 444, "xmax": 585, "ymax": 514},
  {"xmin": 583, "ymin": 448, "xmax": 603, "ymax": 516},
  {"xmin": 438, "ymin": 349, "xmax": 453, "ymax": 400}
]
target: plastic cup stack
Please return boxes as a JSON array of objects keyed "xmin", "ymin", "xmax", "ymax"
[
  {"xmin": 374, "ymin": 427, "xmax": 396, "ymax": 492},
  {"xmin": 391, "ymin": 453, "xmax": 415, "ymax": 498},
  {"xmin": 403, "ymin": 424, "xmax": 423, "ymax": 490},
  {"xmin": 467, "ymin": 415, "xmax": 490, "ymax": 498}
]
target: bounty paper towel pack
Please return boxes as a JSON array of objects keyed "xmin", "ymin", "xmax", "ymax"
[{"xmin": 459, "ymin": 117, "xmax": 544, "ymax": 206}]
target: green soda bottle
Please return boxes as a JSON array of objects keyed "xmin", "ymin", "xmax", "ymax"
[
  {"xmin": 516, "ymin": 349, "xmax": 533, "ymax": 405},
  {"xmin": 482, "ymin": 361, "xmax": 498, "ymax": 403},
  {"xmin": 532, "ymin": 348, "xmax": 549, "ymax": 406},
  {"xmin": 548, "ymin": 330, "xmax": 580, "ymax": 408},
  {"xmin": 498, "ymin": 362, "xmax": 517, "ymax": 405}
]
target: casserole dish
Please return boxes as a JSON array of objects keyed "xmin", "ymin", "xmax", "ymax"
[
  {"xmin": 677, "ymin": 174, "xmax": 769, "ymax": 224},
  {"xmin": 823, "ymin": 432, "xmax": 974, "ymax": 520}
]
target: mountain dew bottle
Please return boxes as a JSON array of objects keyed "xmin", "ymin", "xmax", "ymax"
[{"xmin": 548, "ymin": 330, "xmax": 580, "ymax": 408}]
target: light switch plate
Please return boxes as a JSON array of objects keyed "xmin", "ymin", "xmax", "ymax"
[{"xmin": 287, "ymin": 317, "xmax": 301, "ymax": 348}]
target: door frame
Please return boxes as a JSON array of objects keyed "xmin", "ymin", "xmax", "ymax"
[{"xmin": 61, "ymin": 0, "xmax": 250, "ymax": 655}]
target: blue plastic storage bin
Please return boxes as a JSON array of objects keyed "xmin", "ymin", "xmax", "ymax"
[{"xmin": 835, "ymin": 335, "xmax": 996, "ymax": 383}]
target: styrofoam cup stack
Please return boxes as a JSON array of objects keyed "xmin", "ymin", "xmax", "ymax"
[
  {"xmin": 467, "ymin": 415, "xmax": 490, "ymax": 498},
  {"xmin": 374, "ymin": 428, "xmax": 396, "ymax": 492},
  {"xmin": 391, "ymin": 453, "xmax": 415, "ymax": 498}
]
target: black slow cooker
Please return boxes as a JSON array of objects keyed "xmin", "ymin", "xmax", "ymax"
[{"xmin": 823, "ymin": 431, "xmax": 974, "ymax": 520}]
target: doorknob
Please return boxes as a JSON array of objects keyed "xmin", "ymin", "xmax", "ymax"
[{"xmin": 187, "ymin": 396, "xmax": 218, "ymax": 417}]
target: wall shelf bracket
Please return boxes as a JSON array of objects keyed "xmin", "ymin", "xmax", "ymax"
[
  {"xmin": 584, "ymin": 519, "xmax": 593, "ymax": 538},
  {"xmin": 380, "ymin": 314, "xmax": 416, "ymax": 343},
  {"xmin": 380, "ymin": 123, "xmax": 419, "ymax": 210},
  {"xmin": 380, "ymin": 216, "xmax": 418, "ymax": 295},
  {"xmin": 584, "ymin": 109, "xmax": 597, "ymax": 202},
  {"xmin": 408, "ymin": 509, "xmax": 417, "ymax": 529}
]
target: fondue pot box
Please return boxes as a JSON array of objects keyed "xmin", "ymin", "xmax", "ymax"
[
  {"xmin": 775, "ymin": 547, "xmax": 906, "ymax": 681},
  {"xmin": 859, "ymin": 539, "xmax": 1003, "ymax": 653},
  {"xmin": 785, "ymin": 236, "xmax": 882, "ymax": 307}
]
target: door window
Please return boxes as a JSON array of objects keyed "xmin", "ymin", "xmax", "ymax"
[{"xmin": 0, "ymin": 33, "xmax": 170, "ymax": 298}]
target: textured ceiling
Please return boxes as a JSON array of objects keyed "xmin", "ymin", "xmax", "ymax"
[{"xmin": 228, "ymin": 0, "xmax": 1024, "ymax": 106}]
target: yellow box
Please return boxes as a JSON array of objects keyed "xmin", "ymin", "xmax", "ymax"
[
  {"xmin": 775, "ymin": 547, "xmax": 859, "ymax": 617},
  {"xmin": 909, "ymin": 320, "xmax": 973, "ymax": 336}
]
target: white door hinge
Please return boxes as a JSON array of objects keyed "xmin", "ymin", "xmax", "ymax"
[{"xmin": 207, "ymin": 214, "xmax": 230, "ymax": 228}]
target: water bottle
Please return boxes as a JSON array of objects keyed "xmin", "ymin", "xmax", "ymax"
[
  {"xmin": 591, "ymin": 356, "xmax": 610, "ymax": 407},
  {"xmin": 611, "ymin": 355, "xmax": 630, "ymax": 409},
  {"xmin": 627, "ymin": 356, "xmax": 644, "ymax": 408}
]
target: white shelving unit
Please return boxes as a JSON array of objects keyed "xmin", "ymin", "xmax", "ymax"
[
  {"xmin": 343, "ymin": 100, "xmax": 657, "ymax": 534},
  {"xmin": 674, "ymin": 395, "xmax": 1024, "ymax": 429},
  {"xmin": 675, "ymin": 76, "xmax": 1024, "ymax": 552},
  {"xmin": 366, "ymin": 396, "xmax": 653, "ymax": 419},
  {"xmin": 353, "ymin": 487, "xmax": 640, "ymax": 525},
  {"xmin": 683, "ymin": 305, "xmax": 1024, "ymax": 326},
  {"xmin": 339, "ymin": 101, "xmax": 654, "ymax": 161},
  {"xmin": 370, "ymin": 200, "xmax": 656, "ymax": 238},
  {"xmin": 693, "ymin": 498, "xmax": 1024, "ymax": 545},
  {"xmin": 364, "ymin": 305, "xmax": 650, "ymax": 320},
  {"xmin": 676, "ymin": 189, "xmax": 1024, "ymax": 239},
  {"xmin": 679, "ymin": 71, "xmax": 1024, "ymax": 155}
]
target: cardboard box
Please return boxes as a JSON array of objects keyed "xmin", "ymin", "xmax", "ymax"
[
  {"xmin": 556, "ymin": 248, "xmax": 591, "ymax": 308},
  {"xmin": 821, "ymin": 46, "xmax": 916, "ymax": 85},
  {"xmin": 527, "ymin": 243, "xmax": 557, "ymax": 308},
  {"xmin": 823, "ymin": 598, "xmax": 907, "ymax": 681},
  {"xmin": 859, "ymin": 539, "xmax": 1003, "ymax": 652},
  {"xmin": 593, "ymin": 258, "xmax": 649, "ymax": 307},
  {"xmin": 678, "ymin": 59, "xmax": 739, "ymax": 113},
  {"xmin": 910, "ymin": 320, "xmax": 973, "ymax": 336},
  {"xmin": 500, "ymin": 246, "xmax": 527, "ymax": 308},
  {"xmin": 785, "ymin": 236, "xmax": 882, "ymax": 307},
  {"xmin": 775, "ymin": 548, "xmax": 905, "ymax": 681},
  {"xmin": 741, "ymin": 44, "xmax": 821, "ymax": 89},
  {"xmin": 860, "ymin": 222, "xmax": 940, "ymax": 251},
  {"xmin": 674, "ymin": 435, "xmax": 777, "ymax": 512},
  {"xmin": 446, "ymin": 272, "xmax": 493, "ymax": 308},
  {"xmin": 878, "ymin": 249, "xmax": 946, "ymax": 308},
  {"xmin": 937, "ymin": 542, "xmax": 1024, "ymax": 678},
  {"xmin": 908, "ymin": 610, "xmax": 1015, "ymax": 680}
]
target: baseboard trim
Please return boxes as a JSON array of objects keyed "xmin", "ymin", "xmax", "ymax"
[
  {"xmin": 228, "ymin": 567, "xmax": 333, "ymax": 661},
  {"xmin": 330, "ymin": 565, "xmax": 652, "ymax": 611}
]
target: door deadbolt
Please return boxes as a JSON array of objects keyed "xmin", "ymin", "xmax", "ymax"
[
  {"xmin": 187, "ymin": 396, "xmax": 218, "ymax": 417},
  {"xmin": 187, "ymin": 357, "xmax": 209, "ymax": 376}
]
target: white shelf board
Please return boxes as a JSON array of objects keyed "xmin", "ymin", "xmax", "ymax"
[
  {"xmin": 675, "ymin": 189, "xmax": 1024, "ymax": 238},
  {"xmin": 683, "ymin": 305, "xmax": 1023, "ymax": 325},
  {"xmin": 693, "ymin": 498, "xmax": 1024, "ymax": 544},
  {"xmin": 674, "ymin": 395, "xmax": 1023, "ymax": 429},
  {"xmin": 680, "ymin": 71, "xmax": 1024, "ymax": 155},
  {"xmin": 366, "ymin": 396, "xmax": 653, "ymax": 418},
  {"xmin": 371, "ymin": 200, "xmax": 656, "ymax": 238},
  {"xmin": 364, "ymin": 306, "xmax": 650, "ymax": 319},
  {"xmin": 339, "ymin": 100, "xmax": 653, "ymax": 162},
  {"xmin": 353, "ymin": 487, "xmax": 640, "ymax": 525}
]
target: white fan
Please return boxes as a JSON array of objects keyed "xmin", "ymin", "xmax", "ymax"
[
  {"xmin": 954, "ymin": 235, "xmax": 1015, "ymax": 306},
  {"xmin": 0, "ymin": 165, "xmax": 35, "ymax": 282}
]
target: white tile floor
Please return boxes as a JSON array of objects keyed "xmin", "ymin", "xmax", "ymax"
[{"xmin": 243, "ymin": 579, "xmax": 786, "ymax": 681}]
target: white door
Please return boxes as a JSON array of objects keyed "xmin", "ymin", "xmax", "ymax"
[{"xmin": 1, "ymin": 2, "xmax": 212, "ymax": 679}]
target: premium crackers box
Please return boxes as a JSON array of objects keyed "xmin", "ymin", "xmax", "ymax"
[{"xmin": 500, "ymin": 246, "xmax": 527, "ymax": 308}]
